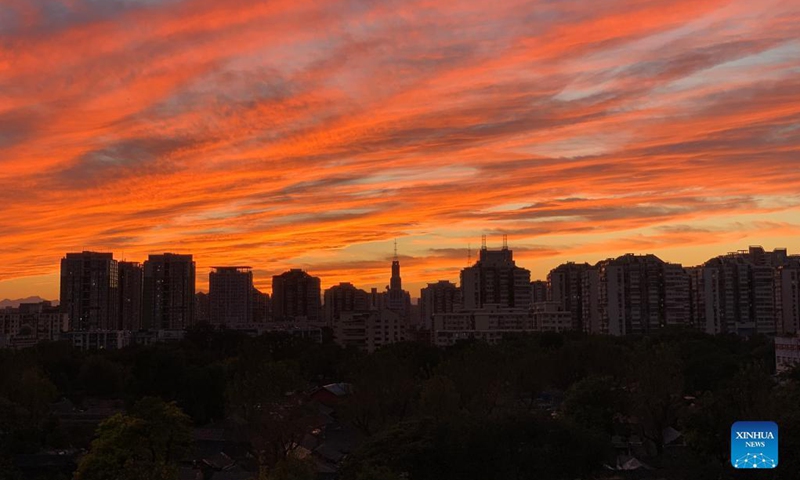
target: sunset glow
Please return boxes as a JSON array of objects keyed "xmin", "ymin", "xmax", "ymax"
[{"xmin": 1, "ymin": 0, "xmax": 799, "ymax": 299}]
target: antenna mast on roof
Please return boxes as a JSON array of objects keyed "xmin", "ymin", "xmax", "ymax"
[
  {"xmin": 393, "ymin": 238, "xmax": 398, "ymax": 261},
  {"xmin": 481, "ymin": 235, "xmax": 487, "ymax": 251},
  {"xmin": 467, "ymin": 243, "xmax": 472, "ymax": 266},
  {"xmin": 502, "ymin": 234, "xmax": 508, "ymax": 250}
]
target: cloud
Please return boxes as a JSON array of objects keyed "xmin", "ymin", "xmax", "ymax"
[{"xmin": 1, "ymin": 0, "xmax": 800, "ymax": 298}]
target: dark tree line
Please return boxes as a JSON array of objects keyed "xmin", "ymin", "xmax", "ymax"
[{"xmin": 0, "ymin": 324, "xmax": 796, "ymax": 480}]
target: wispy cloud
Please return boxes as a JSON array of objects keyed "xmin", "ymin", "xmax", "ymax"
[{"xmin": 1, "ymin": 0, "xmax": 799, "ymax": 297}]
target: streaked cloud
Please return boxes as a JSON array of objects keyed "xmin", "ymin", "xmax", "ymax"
[{"xmin": 1, "ymin": 0, "xmax": 799, "ymax": 298}]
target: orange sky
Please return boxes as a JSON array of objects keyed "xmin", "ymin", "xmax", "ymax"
[{"xmin": 1, "ymin": 0, "xmax": 799, "ymax": 299}]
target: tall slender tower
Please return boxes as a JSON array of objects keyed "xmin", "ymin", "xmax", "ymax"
[
  {"xmin": 386, "ymin": 240, "xmax": 410, "ymax": 316},
  {"xmin": 390, "ymin": 239, "xmax": 402, "ymax": 292}
]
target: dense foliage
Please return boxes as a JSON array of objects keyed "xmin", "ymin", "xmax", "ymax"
[{"xmin": 0, "ymin": 325, "xmax": 796, "ymax": 479}]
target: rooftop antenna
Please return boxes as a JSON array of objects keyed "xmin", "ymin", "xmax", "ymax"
[
  {"xmin": 502, "ymin": 234, "xmax": 508, "ymax": 250},
  {"xmin": 393, "ymin": 238, "xmax": 398, "ymax": 261},
  {"xmin": 481, "ymin": 234, "xmax": 487, "ymax": 251},
  {"xmin": 467, "ymin": 243, "xmax": 472, "ymax": 266}
]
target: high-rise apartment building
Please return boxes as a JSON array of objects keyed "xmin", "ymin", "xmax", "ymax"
[
  {"xmin": 118, "ymin": 261, "xmax": 143, "ymax": 331},
  {"xmin": 580, "ymin": 268, "xmax": 601, "ymax": 334},
  {"xmin": 419, "ymin": 280, "xmax": 460, "ymax": 329},
  {"xmin": 272, "ymin": 269, "xmax": 321, "ymax": 323},
  {"xmin": 596, "ymin": 254, "xmax": 690, "ymax": 336},
  {"xmin": 252, "ymin": 289, "xmax": 270, "ymax": 323},
  {"xmin": 324, "ymin": 282, "xmax": 369, "ymax": 326},
  {"xmin": 548, "ymin": 262, "xmax": 592, "ymax": 331},
  {"xmin": 60, "ymin": 251, "xmax": 119, "ymax": 331},
  {"xmin": 530, "ymin": 280, "xmax": 548, "ymax": 304},
  {"xmin": 460, "ymin": 245, "xmax": 531, "ymax": 310},
  {"xmin": 690, "ymin": 248, "xmax": 785, "ymax": 336},
  {"xmin": 209, "ymin": 266, "xmax": 254, "ymax": 326},
  {"xmin": 142, "ymin": 253, "xmax": 196, "ymax": 330},
  {"xmin": 776, "ymin": 259, "xmax": 800, "ymax": 334}
]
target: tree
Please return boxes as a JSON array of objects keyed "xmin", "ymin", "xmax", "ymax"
[
  {"xmin": 227, "ymin": 360, "xmax": 315, "ymax": 468},
  {"xmin": 78, "ymin": 356, "xmax": 124, "ymax": 397},
  {"xmin": 257, "ymin": 456, "xmax": 317, "ymax": 480},
  {"xmin": 342, "ymin": 349, "xmax": 419, "ymax": 435},
  {"xmin": 419, "ymin": 375, "xmax": 460, "ymax": 420},
  {"xmin": 434, "ymin": 343, "xmax": 506, "ymax": 417},
  {"xmin": 562, "ymin": 375, "xmax": 625, "ymax": 436},
  {"xmin": 507, "ymin": 349, "xmax": 548, "ymax": 411},
  {"xmin": 9, "ymin": 368, "xmax": 59, "ymax": 424},
  {"xmin": 74, "ymin": 397, "xmax": 192, "ymax": 480},
  {"xmin": 683, "ymin": 362, "xmax": 774, "ymax": 466},
  {"xmin": 340, "ymin": 415, "xmax": 609, "ymax": 480},
  {"xmin": 628, "ymin": 344, "xmax": 685, "ymax": 455}
]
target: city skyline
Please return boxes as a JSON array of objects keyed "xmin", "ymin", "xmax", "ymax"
[
  {"xmin": 2, "ymin": 0, "xmax": 800, "ymax": 299},
  {"xmin": 2, "ymin": 241, "xmax": 794, "ymax": 302}
]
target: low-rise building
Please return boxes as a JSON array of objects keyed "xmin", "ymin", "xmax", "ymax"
[
  {"xmin": 61, "ymin": 330, "xmax": 132, "ymax": 350},
  {"xmin": 0, "ymin": 302, "xmax": 69, "ymax": 349},
  {"xmin": 133, "ymin": 329, "xmax": 186, "ymax": 346},
  {"xmin": 532, "ymin": 302, "xmax": 573, "ymax": 332},
  {"xmin": 332, "ymin": 309, "xmax": 407, "ymax": 352},
  {"xmin": 431, "ymin": 306, "xmax": 533, "ymax": 347},
  {"xmin": 775, "ymin": 336, "xmax": 800, "ymax": 374}
]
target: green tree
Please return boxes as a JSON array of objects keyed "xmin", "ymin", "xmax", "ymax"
[
  {"xmin": 340, "ymin": 415, "xmax": 609, "ymax": 480},
  {"xmin": 435, "ymin": 343, "xmax": 505, "ymax": 417},
  {"xmin": 419, "ymin": 375, "xmax": 460, "ymax": 420},
  {"xmin": 228, "ymin": 360, "xmax": 314, "ymax": 468},
  {"xmin": 507, "ymin": 349, "xmax": 549, "ymax": 411},
  {"xmin": 74, "ymin": 397, "xmax": 192, "ymax": 480},
  {"xmin": 78, "ymin": 356, "xmax": 124, "ymax": 397},
  {"xmin": 562, "ymin": 375, "xmax": 625, "ymax": 435},
  {"xmin": 257, "ymin": 456, "xmax": 317, "ymax": 480},
  {"xmin": 683, "ymin": 362, "xmax": 774, "ymax": 466},
  {"xmin": 628, "ymin": 344, "xmax": 685, "ymax": 455},
  {"xmin": 6, "ymin": 368, "xmax": 59, "ymax": 425},
  {"xmin": 342, "ymin": 349, "xmax": 418, "ymax": 435}
]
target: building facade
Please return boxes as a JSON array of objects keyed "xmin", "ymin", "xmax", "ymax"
[
  {"xmin": 596, "ymin": 254, "xmax": 690, "ymax": 336},
  {"xmin": 384, "ymin": 257, "xmax": 412, "ymax": 318},
  {"xmin": 0, "ymin": 302, "xmax": 69, "ymax": 349},
  {"xmin": 461, "ymin": 246, "xmax": 532, "ymax": 310},
  {"xmin": 690, "ymin": 248, "xmax": 785, "ymax": 336},
  {"xmin": 60, "ymin": 251, "xmax": 119, "ymax": 331},
  {"xmin": 333, "ymin": 309, "xmax": 407, "ymax": 352},
  {"xmin": 272, "ymin": 269, "xmax": 321, "ymax": 323},
  {"xmin": 532, "ymin": 302, "xmax": 572, "ymax": 333},
  {"xmin": 209, "ymin": 266, "xmax": 254, "ymax": 326},
  {"xmin": 419, "ymin": 280, "xmax": 460, "ymax": 330},
  {"xmin": 530, "ymin": 280, "xmax": 548, "ymax": 304},
  {"xmin": 775, "ymin": 336, "xmax": 800, "ymax": 374},
  {"xmin": 431, "ymin": 305, "xmax": 533, "ymax": 347},
  {"xmin": 142, "ymin": 254, "xmax": 196, "ymax": 330},
  {"xmin": 252, "ymin": 289, "xmax": 271, "ymax": 323},
  {"xmin": 548, "ymin": 262, "xmax": 592, "ymax": 331},
  {"xmin": 323, "ymin": 282, "xmax": 369, "ymax": 326},
  {"xmin": 118, "ymin": 261, "xmax": 143, "ymax": 331}
]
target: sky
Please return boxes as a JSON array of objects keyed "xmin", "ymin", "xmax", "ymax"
[{"xmin": 0, "ymin": 0, "xmax": 799, "ymax": 299}]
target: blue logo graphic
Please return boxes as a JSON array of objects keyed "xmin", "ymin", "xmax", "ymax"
[{"xmin": 731, "ymin": 421, "xmax": 778, "ymax": 469}]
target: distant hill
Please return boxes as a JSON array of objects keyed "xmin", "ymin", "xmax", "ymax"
[{"xmin": 0, "ymin": 296, "xmax": 55, "ymax": 308}]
